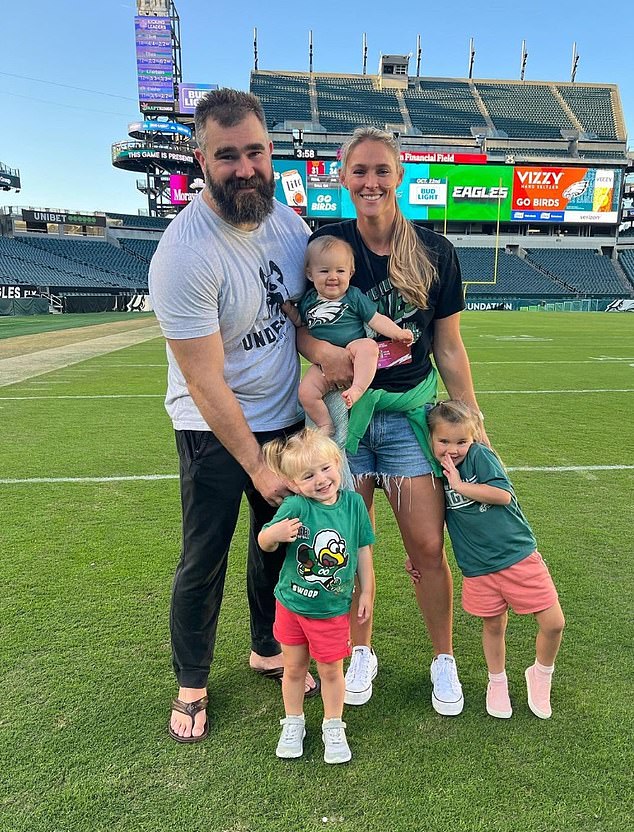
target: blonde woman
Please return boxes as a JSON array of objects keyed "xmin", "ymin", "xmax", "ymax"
[{"xmin": 302, "ymin": 127, "xmax": 488, "ymax": 714}]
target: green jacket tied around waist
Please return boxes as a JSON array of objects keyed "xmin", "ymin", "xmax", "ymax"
[{"xmin": 345, "ymin": 368, "xmax": 442, "ymax": 477}]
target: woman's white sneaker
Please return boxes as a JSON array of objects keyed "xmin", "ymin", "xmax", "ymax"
[
  {"xmin": 276, "ymin": 715, "xmax": 306, "ymax": 758},
  {"xmin": 322, "ymin": 718, "xmax": 352, "ymax": 764},
  {"xmin": 430, "ymin": 654, "xmax": 464, "ymax": 716},
  {"xmin": 344, "ymin": 646, "xmax": 378, "ymax": 705}
]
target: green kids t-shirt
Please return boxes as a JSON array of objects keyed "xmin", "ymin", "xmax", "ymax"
[
  {"xmin": 263, "ymin": 490, "xmax": 375, "ymax": 618},
  {"xmin": 298, "ymin": 285, "xmax": 378, "ymax": 347},
  {"xmin": 444, "ymin": 443, "xmax": 537, "ymax": 578}
]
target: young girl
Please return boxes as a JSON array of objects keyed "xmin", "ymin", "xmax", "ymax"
[
  {"xmin": 284, "ymin": 235, "xmax": 414, "ymax": 435},
  {"xmin": 258, "ymin": 428, "xmax": 375, "ymax": 762},
  {"xmin": 426, "ymin": 401, "xmax": 565, "ymax": 719}
]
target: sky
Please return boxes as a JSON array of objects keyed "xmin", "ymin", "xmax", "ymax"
[{"xmin": 1, "ymin": 0, "xmax": 632, "ymax": 216}]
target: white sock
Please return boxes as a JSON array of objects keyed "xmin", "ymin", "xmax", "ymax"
[{"xmin": 535, "ymin": 661, "xmax": 554, "ymax": 675}]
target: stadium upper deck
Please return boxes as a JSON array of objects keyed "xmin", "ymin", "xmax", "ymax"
[{"xmin": 250, "ymin": 69, "xmax": 627, "ymax": 164}]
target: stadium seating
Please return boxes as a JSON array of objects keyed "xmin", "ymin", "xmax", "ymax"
[
  {"xmin": 315, "ymin": 77, "xmax": 403, "ymax": 133},
  {"xmin": 19, "ymin": 238, "xmax": 148, "ymax": 284},
  {"xmin": 457, "ymin": 248, "xmax": 565, "ymax": 296},
  {"xmin": 404, "ymin": 81, "xmax": 486, "ymax": 136},
  {"xmin": 250, "ymin": 73, "xmax": 312, "ymax": 128},
  {"xmin": 118, "ymin": 237, "xmax": 159, "ymax": 262},
  {"xmin": 525, "ymin": 248, "xmax": 628, "ymax": 295},
  {"xmin": 555, "ymin": 85, "xmax": 618, "ymax": 140},
  {"xmin": 617, "ymin": 249, "xmax": 634, "ymax": 288},
  {"xmin": 106, "ymin": 212, "xmax": 171, "ymax": 230},
  {"xmin": 0, "ymin": 237, "xmax": 126, "ymax": 289},
  {"xmin": 473, "ymin": 83, "xmax": 573, "ymax": 139}
]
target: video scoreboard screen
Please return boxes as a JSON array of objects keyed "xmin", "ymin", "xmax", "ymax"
[{"xmin": 272, "ymin": 159, "xmax": 622, "ymax": 225}]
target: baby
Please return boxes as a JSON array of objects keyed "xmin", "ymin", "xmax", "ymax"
[{"xmin": 284, "ymin": 235, "xmax": 413, "ymax": 435}]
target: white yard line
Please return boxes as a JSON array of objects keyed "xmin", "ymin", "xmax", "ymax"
[
  {"xmin": 3, "ymin": 388, "xmax": 634, "ymax": 402},
  {"xmin": 477, "ymin": 388, "xmax": 634, "ymax": 394},
  {"xmin": 2, "ymin": 465, "xmax": 633, "ymax": 485},
  {"xmin": 0, "ymin": 394, "xmax": 163, "ymax": 400}
]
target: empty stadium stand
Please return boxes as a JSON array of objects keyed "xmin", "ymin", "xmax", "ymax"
[
  {"xmin": 525, "ymin": 248, "xmax": 629, "ymax": 296},
  {"xmin": 403, "ymin": 80, "xmax": 487, "ymax": 137},
  {"xmin": 0, "ymin": 237, "xmax": 129, "ymax": 290},
  {"xmin": 617, "ymin": 249, "xmax": 634, "ymax": 288},
  {"xmin": 315, "ymin": 76, "xmax": 403, "ymax": 133},
  {"xmin": 251, "ymin": 71, "xmax": 626, "ymax": 151},
  {"xmin": 250, "ymin": 72, "xmax": 313, "ymax": 128},
  {"xmin": 555, "ymin": 85, "xmax": 618, "ymax": 140},
  {"xmin": 457, "ymin": 248, "xmax": 565, "ymax": 296},
  {"xmin": 106, "ymin": 212, "xmax": 170, "ymax": 230},
  {"xmin": 19, "ymin": 238, "xmax": 148, "ymax": 285}
]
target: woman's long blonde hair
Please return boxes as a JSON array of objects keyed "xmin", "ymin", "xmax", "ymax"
[{"xmin": 340, "ymin": 126, "xmax": 437, "ymax": 309}]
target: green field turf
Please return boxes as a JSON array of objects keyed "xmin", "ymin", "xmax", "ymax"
[
  {"xmin": 0, "ymin": 312, "xmax": 155, "ymax": 341},
  {"xmin": 1, "ymin": 311, "xmax": 632, "ymax": 832}
]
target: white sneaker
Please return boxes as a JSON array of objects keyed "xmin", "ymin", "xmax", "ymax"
[
  {"xmin": 276, "ymin": 715, "xmax": 306, "ymax": 758},
  {"xmin": 344, "ymin": 646, "xmax": 378, "ymax": 705},
  {"xmin": 430, "ymin": 654, "xmax": 464, "ymax": 716},
  {"xmin": 322, "ymin": 718, "xmax": 352, "ymax": 764}
]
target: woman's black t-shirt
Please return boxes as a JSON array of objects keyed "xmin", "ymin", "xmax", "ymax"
[{"xmin": 309, "ymin": 221, "xmax": 465, "ymax": 393}]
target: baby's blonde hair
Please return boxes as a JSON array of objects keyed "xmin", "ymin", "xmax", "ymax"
[
  {"xmin": 304, "ymin": 235, "xmax": 355, "ymax": 275},
  {"xmin": 262, "ymin": 428, "xmax": 343, "ymax": 482},
  {"xmin": 427, "ymin": 400, "xmax": 484, "ymax": 442}
]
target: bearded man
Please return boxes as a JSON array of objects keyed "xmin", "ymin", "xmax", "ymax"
[{"xmin": 150, "ymin": 88, "xmax": 321, "ymax": 741}]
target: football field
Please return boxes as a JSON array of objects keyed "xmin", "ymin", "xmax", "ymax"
[{"xmin": 1, "ymin": 311, "xmax": 632, "ymax": 832}]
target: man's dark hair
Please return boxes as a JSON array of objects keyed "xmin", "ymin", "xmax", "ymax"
[{"xmin": 195, "ymin": 88, "xmax": 268, "ymax": 151}]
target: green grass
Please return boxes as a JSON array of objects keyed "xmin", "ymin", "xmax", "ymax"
[
  {"xmin": 1, "ymin": 311, "xmax": 633, "ymax": 832},
  {"xmin": 0, "ymin": 312, "xmax": 155, "ymax": 340}
]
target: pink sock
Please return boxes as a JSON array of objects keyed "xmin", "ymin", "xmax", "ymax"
[
  {"xmin": 534, "ymin": 661, "xmax": 554, "ymax": 675},
  {"xmin": 488, "ymin": 670, "xmax": 507, "ymax": 683}
]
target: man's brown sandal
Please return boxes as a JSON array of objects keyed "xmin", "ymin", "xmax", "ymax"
[{"xmin": 168, "ymin": 695, "xmax": 209, "ymax": 743}]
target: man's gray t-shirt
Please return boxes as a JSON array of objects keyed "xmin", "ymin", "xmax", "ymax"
[{"xmin": 149, "ymin": 194, "xmax": 310, "ymax": 432}]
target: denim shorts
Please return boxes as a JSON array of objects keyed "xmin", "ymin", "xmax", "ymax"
[{"xmin": 347, "ymin": 409, "xmax": 434, "ymax": 478}]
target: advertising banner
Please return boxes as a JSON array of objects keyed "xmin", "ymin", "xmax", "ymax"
[
  {"xmin": 0, "ymin": 286, "xmax": 38, "ymax": 299},
  {"xmin": 399, "ymin": 164, "xmax": 513, "ymax": 222},
  {"xmin": 0, "ymin": 171, "xmax": 21, "ymax": 189},
  {"xmin": 169, "ymin": 173, "xmax": 205, "ymax": 205},
  {"xmin": 272, "ymin": 160, "xmax": 621, "ymax": 224},
  {"xmin": 21, "ymin": 210, "xmax": 106, "ymax": 227},
  {"xmin": 178, "ymin": 84, "xmax": 219, "ymax": 114},
  {"xmin": 511, "ymin": 167, "xmax": 621, "ymax": 224},
  {"xmin": 112, "ymin": 143, "xmax": 195, "ymax": 167},
  {"xmin": 400, "ymin": 151, "xmax": 487, "ymax": 164},
  {"xmin": 135, "ymin": 16, "xmax": 174, "ymax": 106},
  {"xmin": 273, "ymin": 162, "xmax": 308, "ymax": 216},
  {"xmin": 128, "ymin": 120, "xmax": 192, "ymax": 139}
]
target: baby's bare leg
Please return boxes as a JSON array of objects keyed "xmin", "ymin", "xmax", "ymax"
[
  {"xmin": 341, "ymin": 339, "xmax": 379, "ymax": 409},
  {"xmin": 299, "ymin": 364, "xmax": 334, "ymax": 434}
]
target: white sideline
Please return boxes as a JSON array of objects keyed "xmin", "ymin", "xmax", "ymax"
[{"xmin": 1, "ymin": 465, "xmax": 633, "ymax": 485}]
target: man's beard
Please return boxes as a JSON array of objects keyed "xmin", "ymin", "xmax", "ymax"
[{"xmin": 205, "ymin": 165, "xmax": 275, "ymax": 226}]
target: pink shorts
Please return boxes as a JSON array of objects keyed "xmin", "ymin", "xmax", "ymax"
[
  {"xmin": 273, "ymin": 601, "xmax": 352, "ymax": 664},
  {"xmin": 462, "ymin": 551, "xmax": 559, "ymax": 618}
]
